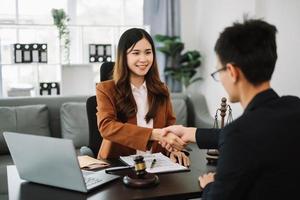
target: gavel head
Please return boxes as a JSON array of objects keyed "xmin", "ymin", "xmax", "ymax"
[{"xmin": 134, "ymin": 155, "xmax": 146, "ymax": 177}]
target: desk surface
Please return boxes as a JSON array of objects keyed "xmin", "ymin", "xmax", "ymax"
[{"xmin": 7, "ymin": 145, "xmax": 216, "ymax": 200}]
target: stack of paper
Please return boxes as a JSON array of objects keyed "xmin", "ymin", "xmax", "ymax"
[{"xmin": 120, "ymin": 153, "xmax": 189, "ymax": 174}]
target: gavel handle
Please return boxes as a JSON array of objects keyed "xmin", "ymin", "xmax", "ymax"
[{"xmin": 105, "ymin": 165, "xmax": 134, "ymax": 173}]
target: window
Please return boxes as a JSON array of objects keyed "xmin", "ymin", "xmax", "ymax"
[
  {"xmin": 76, "ymin": 0, "xmax": 143, "ymax": 25},
  {"xmin": 0, "ymin": 0, "xmax": 144, "ymax": 97},
  {"xmin": 18, "ymin": 0, "xmax": 67, "ymax": 24},
  {"xmin": 0, "ymin": 0, "xmax": 16, "ymax": 24}
]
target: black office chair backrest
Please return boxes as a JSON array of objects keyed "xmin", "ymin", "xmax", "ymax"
[
  {"xmin": 86, "ymin": 62, "xmax": 115, "ymax": 156},
  {"xmin": 100, "ymin": 61, "xmax": 114, "ymax": 82},
  {"xmin": 86, "ymin": 96, "xmax": 101, "ymax": 156}
]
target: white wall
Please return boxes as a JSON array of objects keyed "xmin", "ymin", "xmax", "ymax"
[
  {"xmin": 61, "ymin": 64, "xmax": 96, "ymax": 96},
  {"xmin": 255, "ymin": 0, "xmax": 300, "ymax": 96},
  {"xmin": 181, "ymin": 0, "xmax": 300, "ymax": 119}
]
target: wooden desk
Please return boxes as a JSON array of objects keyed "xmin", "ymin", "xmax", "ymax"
[{"xmin": 7, "ymin": 145, "xmax": 216, "ymax": 200}]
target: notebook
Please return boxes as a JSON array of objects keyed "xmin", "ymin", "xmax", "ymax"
[
  {"xmin": 3, "ymin": 132, "xmax": 120, "ymax": 193},
  {"xmin": 120, "ymin": 152, "xmax": 189, "ymax": 174}
]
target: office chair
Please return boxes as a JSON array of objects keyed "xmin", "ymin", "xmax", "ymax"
[
  {"xmin": 81, "ymin": 62, "xmax": 115, "ymax": 157},
  {"xmin": 100, "ymin": 61, "xmax": 114, "ymax": 81}
]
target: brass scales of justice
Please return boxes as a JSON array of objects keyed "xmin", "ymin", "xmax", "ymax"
[{"xmin": 206, "ymin": 97, "xmax": 233, "ymax": 165}]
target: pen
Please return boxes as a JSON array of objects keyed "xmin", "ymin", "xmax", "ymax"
[{"xmin": 150, "ymin": 159, "xmax": 156, "ymax": 169}]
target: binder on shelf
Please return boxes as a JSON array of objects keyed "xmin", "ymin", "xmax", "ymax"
[
  {"xmin": 89, "ymin": 44, "xmax": 112, "ymax": 63},
  {"xmin": 13, "ymin": 43, "xmax": 47, "ymax": 64}
]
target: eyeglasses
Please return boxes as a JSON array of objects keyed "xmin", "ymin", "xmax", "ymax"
[{"xmin": 210, "ymin": 67, "xmax": 227, "ymax": 82}]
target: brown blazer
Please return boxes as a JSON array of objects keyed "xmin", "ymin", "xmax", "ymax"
[{"xmin": 96, "ymin": 80, "xmax": 176, "ymax": 159}]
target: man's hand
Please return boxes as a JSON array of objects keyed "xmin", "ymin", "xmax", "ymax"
[
  {"xmin": 151, "ymin": 128, "xmax": 186, "ymax": 151},
  {"xmin": 198, "ymin": 172, "xmax": 215, "ymax": 189},
  {"xmin": 163, "ymin": 125, "xmax": 197, "ymax": 143},
  {"xmin": 159, "ymin": 125, "xmax": 197, "ymax": 150},
  {"xmin": 162, "ymin": 125, "xmax": 185, "ymax": 137},
  {"xmin": 161, "ymin": 132, "xmax": 187, "ymax": 151}
]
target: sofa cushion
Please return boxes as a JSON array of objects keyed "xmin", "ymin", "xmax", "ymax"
[
  {"xmin": 60, "ymin": 102, "xmax": 89, "ymax": 148},
  {"xmin": 0, "ymin": 104, "xmax": 50, "ymax": 155},
  {"xmin": 172, "ymin": 98, "xmax": 187, "ymax": 126}
]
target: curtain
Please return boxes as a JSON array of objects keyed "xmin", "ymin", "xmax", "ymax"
[{"xmin": 143, "ymin": 0, "xmax": 181, "ymax": 92}]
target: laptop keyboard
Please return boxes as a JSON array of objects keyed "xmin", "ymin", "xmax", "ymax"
[
  {"xmin": 84, "ymin": 176, "xmax": 103, "ymax": 187},
  {"xmin": 81, "ymin": 170, "xmax": 120, "ymax": 189},
  {"xmin": 82, "ymin": 170, "xmax": 104, "ymax": 188}
]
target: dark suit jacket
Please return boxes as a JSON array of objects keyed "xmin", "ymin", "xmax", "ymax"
[
  {"xmin": 96, "ymin": 80, "xmax": 176, "ymax": 159},
  {"xmin": 196, "ymin": 89, "xmax": 300, "ymax": 200}
]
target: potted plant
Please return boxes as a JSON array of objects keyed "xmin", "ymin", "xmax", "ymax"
[
  {"xmin": 155, "ymin": 35, "xmax": 202, "ymax": 92},
  {"xmin": 51, "ymin": 8, "xmax": 70, "ymax": 64}
]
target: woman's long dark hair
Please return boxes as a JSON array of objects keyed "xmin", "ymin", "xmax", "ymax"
[{"xmin": 113, "ymin": 28, "xmax": 169, "ymax": 123}]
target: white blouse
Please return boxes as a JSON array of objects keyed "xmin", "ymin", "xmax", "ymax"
[{"xmin": 131, "ymin": 81, "xmax": 153, "ymax": 155}]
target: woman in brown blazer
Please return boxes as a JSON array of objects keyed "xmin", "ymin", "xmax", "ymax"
[{"xmin": 96, "ymin": 28, "xmax": 189, "ymax": 167}]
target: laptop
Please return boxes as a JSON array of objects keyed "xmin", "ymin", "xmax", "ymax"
[{"xmin": 3, "ymin": 132, "xmax": 120, "ymax": 193}]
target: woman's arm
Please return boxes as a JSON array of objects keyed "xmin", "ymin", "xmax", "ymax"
[
  {"xmin": 96, "ymin": 83, "xmax": 152, "ymax": 151},
  {"xmin": 96, "ymin": 83, "xmax": 185, "ymax": 151}
]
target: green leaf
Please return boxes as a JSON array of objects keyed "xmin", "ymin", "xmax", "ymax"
[
  {"xmin": 155, "ymin": 34, "xmax": 203, "ymax": 89},
  {"xmin": 51, "ymin": 8, "xmax": 71, "ymax": 63}
]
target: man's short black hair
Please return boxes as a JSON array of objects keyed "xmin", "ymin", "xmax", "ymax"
[{"xmin": 214, "ymin": 18, "xmax": 278, "ymax": 85}]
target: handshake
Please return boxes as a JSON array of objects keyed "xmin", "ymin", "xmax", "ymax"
[{"xmin": 152, "ymin": 125, "xmax": 197, "ymax": 152}]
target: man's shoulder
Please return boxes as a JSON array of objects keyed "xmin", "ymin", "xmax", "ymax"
[
  {"xmin": 251, "ymin": 94, "xmax": 300, "ymax": 114},
  {"xmin": 230, "ymin": 94, "xmax": 300, "ymax": 130},
  {"xmin": 267, "ymin": 95, "xmax": 300, "ymax": 112},
  {"xmin": 279, "ymin": 95, "xmax": 300, "ymax": 104}
]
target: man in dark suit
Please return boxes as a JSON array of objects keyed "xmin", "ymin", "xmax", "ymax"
[{"xmin": 163, "ymin": 18, "xmax": 300, "ymax": 199}]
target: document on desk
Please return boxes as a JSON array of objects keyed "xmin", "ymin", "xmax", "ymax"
[
  {"xmin": 77, "ymin": 155, "xmax": 110, "ymax": 170},
  {"xmin": 120, "ymin": 153, "xmax": 189, "ymax": 174}
]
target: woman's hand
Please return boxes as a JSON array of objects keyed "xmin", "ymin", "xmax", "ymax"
[{"xmin": 169, "ymin": 151, "xmax": 190, "ymax": 167}]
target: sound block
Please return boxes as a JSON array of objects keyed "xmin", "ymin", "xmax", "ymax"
[
  {"xmin": 206, "ymin": 156, "xmax": 218, "ymax": 165},
  {"xmin": 206, "ymin": 149, "xmax": 219, "ymax": 165},
  {"xmin": 123, "ymin": 172, "xmax": 159, "ymax": 188}
]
